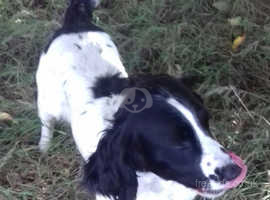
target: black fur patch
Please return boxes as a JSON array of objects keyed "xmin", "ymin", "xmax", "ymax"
[
  {"xmin": 74, "ymin": 43, "xmax": 82, "ymax": 49},
  {"xmin": 44, "ymin": 0, "xmax": 103, "ymax": 52},
  {"xmin": 93, "ymin": 73, "xmax": 129, "ymax": 98}
]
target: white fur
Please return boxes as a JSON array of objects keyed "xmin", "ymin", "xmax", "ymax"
[
  {"xmin": 137, "ymin": 173, "xmax": 197, "ymax": 200},
  {"xmin": 37, "ymin": 32, "xmax": 127, "ymax": 159},
  {"xmin": 96, "ymin": 173, "xmax": 197, "ymax": 200},
  {"xmin": 92, "ymin": 0, "xmax": 101, "ymax": 8}
]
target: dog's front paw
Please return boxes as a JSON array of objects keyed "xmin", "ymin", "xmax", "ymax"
[{"xmin": 38, "ymin": 138, "xmax": 50, "ymax": 154}]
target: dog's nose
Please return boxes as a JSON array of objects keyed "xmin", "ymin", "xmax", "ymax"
[{"xmin": 215, "ymin": 164, "xmax": 242, "ymax": 182}]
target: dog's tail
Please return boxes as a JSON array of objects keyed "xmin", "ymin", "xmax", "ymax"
[{"xmin": 63, "ymin": 0, "xmax": 101, "ymax": 29}]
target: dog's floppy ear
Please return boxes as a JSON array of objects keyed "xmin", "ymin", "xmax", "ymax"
[
  {"xmin": 178, "ymin": 74, "xmax": 202, "ymax": 89},
  {"xmin": 178, "ymin": 75, "xmax": 204, "ymax": 104},
  {"xmin": 83, "ymin": 125, "xmax": 138, "ymax": 200}
]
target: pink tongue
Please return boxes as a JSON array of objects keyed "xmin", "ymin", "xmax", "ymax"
[{"xmin": 226, "ymin": 152, "xmax": 247, "ymax": 189}]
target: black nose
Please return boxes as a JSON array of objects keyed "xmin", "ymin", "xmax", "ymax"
[{"xmin": 215, "ymin": 164, "xmax": 242, "ymax": 182}]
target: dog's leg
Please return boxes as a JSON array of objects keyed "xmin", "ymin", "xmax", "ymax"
[
  {"xmin": 70, "ymin": 107, "xmax": 104, "ymax": 161},
  {"xmin": 38, "ymin": 116, "xmax": 55, "ymax": 153}
]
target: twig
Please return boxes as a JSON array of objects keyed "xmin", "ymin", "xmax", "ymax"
[{"xmin": 230, "ymin": 86, "xmax": 254, "ymax": 120}]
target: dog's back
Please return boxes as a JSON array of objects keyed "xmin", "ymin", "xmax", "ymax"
[{"xmin": 36, "ymin": 0, "xmax": 127, "ymax": 159}]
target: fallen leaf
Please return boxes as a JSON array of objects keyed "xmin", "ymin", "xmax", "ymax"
[
  {"xmin": 232, "ymin": 34, "xmax": 246, "ymax": 51},
  {"xmin": 0, "ymin": 112, "xmax": 14, "ymax": 124}
]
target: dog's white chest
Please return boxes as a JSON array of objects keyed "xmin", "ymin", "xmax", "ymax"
[
  {"xmin": 96, "ymin": 173, "xmax": 197, "ymax": 200},
  {"xmin": 136, "ymin": 173, "xmax": 197, "ymax": 200}
]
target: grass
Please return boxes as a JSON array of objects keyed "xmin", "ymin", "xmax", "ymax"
[{"xmin": 0, "ymin": 0, "xmax": 270, "ymax": 199}]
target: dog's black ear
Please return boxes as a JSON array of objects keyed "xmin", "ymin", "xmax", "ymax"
[
  {"xmin": 83, "ymin": 127, "xmax": 138, "ymax": 200},
  {"xmin": 177, "ymin": 75, "xmax": 204, "ymax": 104},
  {"xmin": 64, "ymin": 0, "xmax": 94, "ymax": 29},
  {"xmin": 178, "ymin": 75, "xmax": 202, "ymax": 89}
]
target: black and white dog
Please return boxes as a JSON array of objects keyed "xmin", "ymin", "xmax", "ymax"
[{"xmin": 36, "ymin": 0, "xmax": 247, "ymax": 200}]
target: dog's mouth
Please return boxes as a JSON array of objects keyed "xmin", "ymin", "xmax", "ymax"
[
  {"xmin": 197, "ymin": 152, "xmax": 247, "ymax": 198},
  {"xmin": 197, "ymin": 188, "xmax": 225, "ymax": 198},
  {"xmin": 225, "ymin": 152, "xmax": 247, "ymax": 189}
]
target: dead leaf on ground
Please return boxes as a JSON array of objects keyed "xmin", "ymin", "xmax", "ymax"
[
  {"xmin": 0, "ymin": 112, "xmax": 14, "ymax": 124},
  {"xmin": 232, "ymin": 34, "xmax": 246, "ymax": 51}
]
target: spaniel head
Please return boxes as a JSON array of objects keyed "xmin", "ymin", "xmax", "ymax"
[{"xmin": 84, "ymin": 75, "xmax": 247, "ymax": 200}]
